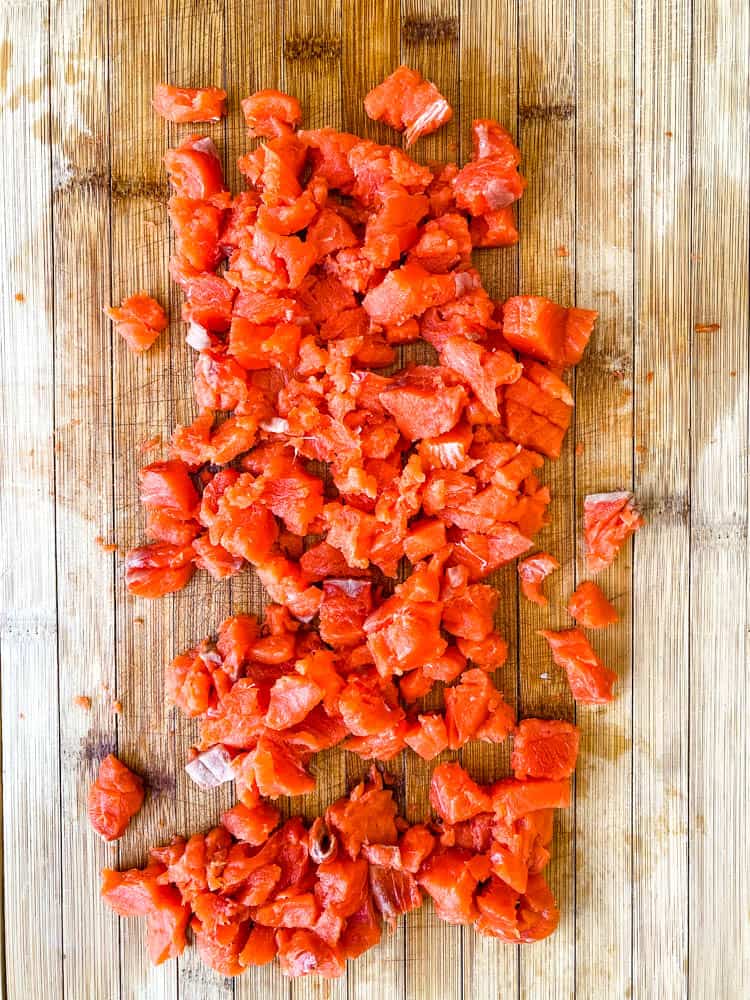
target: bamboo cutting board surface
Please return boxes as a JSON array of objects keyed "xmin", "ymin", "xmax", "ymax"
[{"xmin": 1, "ymin": 1, "xmax": 748, "ymax": 997}]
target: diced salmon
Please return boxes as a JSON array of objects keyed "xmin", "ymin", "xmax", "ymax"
[{"xmin": 153, "ymin": 84, "xmax": 227, "ymax": 122}]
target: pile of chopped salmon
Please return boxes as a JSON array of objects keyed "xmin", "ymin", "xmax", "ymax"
[{"xmin": 97, "ymin": 66, "xmax": 644, "ymax": 979}]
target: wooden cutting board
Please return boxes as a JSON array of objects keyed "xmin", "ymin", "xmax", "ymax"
[{"xmin": 1, "ymin": 1, "xmax": 748, "ymax": 997}]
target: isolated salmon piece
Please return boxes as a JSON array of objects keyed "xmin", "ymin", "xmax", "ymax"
[
  {"xmin": 241, "ymin": 89, "xmax": 302, "ymax": 139},
  {"xmin": 539, "ymin": 627, "xmax": 617, "ymax": 703},
  {"xmin": 88, "ymin": 753, "xmax": 145, "ymax": 841},
  {"xmin": 364, "ymin": 65, "xmax": 453, "ymax": 146},
  {"xmin": 517, "ymin": 552, "xmax": 560, "ymax": 606},
  {"xmin": 153, "ymin": 84, "xmax": 227, "ymax": 122},
  {"xmin": 106, "ymin": 293, "xmax": 168, "ymax": 353},
  {"xmin": 584, "ymin": 491, "xmax": 645, "ymax": 573},
  {"xmin": 567, "ymin": 580, "xmax": 618, "ymax": 628}
]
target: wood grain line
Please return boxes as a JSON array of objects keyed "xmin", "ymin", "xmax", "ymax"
[
  {"xmin": 688, "ymin": 1, "xmax": 750, "ymax": 996},
  {"xmin": 0, "ymin": 0, "xmax": 63, "ymax": 994},
  {"xmin": 573, "ymin": 0, "xmax": 635, "ymax": 995},
  {"xmin": 517, "ymin": 1, "xmax": 576, "ymax": 995},
  {"xmin": 51, "ymin": 0, "xmax": 121, "ymax": 996},
  {"xmin": 632, "ymin": 0, "xmax": 691, "ymax": 994}
]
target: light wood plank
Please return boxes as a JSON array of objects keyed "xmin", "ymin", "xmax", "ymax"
[
  {"xmin": 50, "ymin": 1, "xmax": 120, "ymax": 997},
  {"xmin": 573, "ymin": 2, "xmax": 635, "ymax": 997},
  {"xmin": 398, "ymin": 4, "xmax": 462, "ymax": 1000},
  {"xmin": 632, "ymin": 0, "xmax": 691, "ymax": 995},
  {"xmin": 689, "ymin": 2, "xmax": 750, "ymax": 996},
  {"xmin": 163, "ymin": 1, "xmax": 234, "ymax": 996},
  {"xmin": 458, "ymin": 2, "xmax": 522, "ymax": 997},
  {"xmin": 516, "ymin": 2, "xmax": 576, "ymax": 996},
  {"xmin": 109, "ymin": 1, "xmax": 178, "ymax": 996},
  {"xmin": 0, "ymin": 5, "xmax": 63, "ymax": 997}
]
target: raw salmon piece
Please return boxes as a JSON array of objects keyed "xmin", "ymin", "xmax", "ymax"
[
  {"xmin": 429, "ymin": 762, "xmax": 492, "ymax": 824},
  {"xmin": 503, "ymin": 367, "xmax": 573, "ymax": 459},
  {"xmin": 403, "ymin": 713, "xmax": 449, "ymax": 760},
  {"xmin": 362, "ymin": 262, "xmax": 458, "ymax": 326},
  {"xmin": 502, "ymin": 296, "xmax": 598, "ymax": 368},
  {"xmin": 125, "ymin": 542, "xmax": 195, "ymax": 597},
  {"xmin": 276, "ymin": 928, "xmax": 345, "ymax": 978},
  {"xmin": 364, "ymin": 65, "xmax": 453, "ymax": 146},
  {"xmin": 517, "ymin": 552, "xmax": 560, "ymax": 606},
  {"xmin": 440, "ymin": 336, "xmax": 521, "ymax": 417},
  {"xmin": 399, "ymin": 825, "xmax": 436, "ymax": 873},
  {"xmin": 319, "ymin": 579, "xmax": 373, "ymax": 648},
  {"xmin": 153, "ymin": 84, "xmax": 227, "ymax": 122},
  {"xmin": 362, "ymin": 183, "xmax": 429, "ymax": 268},
  {"xmin": 169, "ymin": 196, "xmax": 226, "ymax": 273},
  {"xmin": 380, "ymin": 370, "xmax": 467, "ymax": 441},
  {"xmin": 567, "ymin": 579, "xmax": 618, "ymax": 628},
  {"xmin": 241, "ymin": 89, "xmax": 302, "ymax": 138},
  {"xmin": 490, "ymin": 777, "xmax": 571, "ymax": 824},
  {"xmin": 418, "ymin": 848, "xmax": 480, "ymax": 924},
  {"xmin": 584, "ymin": 490, "xmax": 645, "ymax": 573},
  {"xmin": 88, "ymin": 753, "xmax": 145, "ymax": 841},
  {"xmin": 511, "ymin": 718, "xmax": 580, "ymax": 781},
  {"xmin": 475, "ymin": 872, "xmax": 559, "ymax": 943},
  {"xmin": 338, "ymin": 673, "xmax": 404, "ymax": 739},
  {"xmin": 164, "ymin": 135, "xmax": 225, "ymax": 200},
  {"xmin": 369, "ymin": 866, "xmax": 422, "ymax": 926},
  {"xmin": 539, "ymin": 626, "xmax": 617, "ymax": 703},
  {"xmin": 408, "ymin": 213, "xmax": 472, "ymax": 273},
  {"xmin": 100, "ymin": 864, "xmax": 171, "ymax": 916},
  {"xmin": 470, "ymin": 207, "xmax": 519, "ymax": 248},
  {"xmin": 325, "ymin": 768, "xmax": 399, "ymax": 858},
  {"xmin": 265, "ymin": 675, "xmax": 325, "ymax": 730},
  {"xmin": 444, "ymin": 669, "xmax": 512, "ymax": 749},
  {"xmin": 238, "ymin": 925, "xmax": 278, "ymax": 968},
  {"xmin": 453, "ymin": 119, "xmax": 526, "ymax": 215},
  {"xmin": 145, "ymin": 896, "xmax": 192, "ymax": 965},
  {"xmin": 450, "ymin": 525, "xmax": 534, "ymax": 580},
  {"xmin": 221, "ymin": 801, "xmax": 281, "ymax": 845},
  {"xmin": 179, "ymin": 272, "xmax": 236, "ymax": 332},
  {"xmin": 139, "ymin": 459, "xmax": 199, "ymax": 519},
  {"xmin": 106, "ymin": 293, "xmax": 168, "ymax": 353}
]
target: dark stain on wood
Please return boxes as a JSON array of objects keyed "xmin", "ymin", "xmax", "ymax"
[
  {"xmin": 402, "ymin": 16, "xmax": 459, "ymax": 44},
  {"xmin": 519, "ymin": 102, "xmax": 576, "ymax": 121},
  {"xmin": 145, "ymin": 769, "xmax": 177, "ymax": 798},
  {"xmin": 284, "ymin": 33, "xmax": 342, "ymax": 62},
  {"xmin": 76, "ymin": 734, "xmax": 116, "ymax": 766},
  {"xmin": 54, "ymin": 167, "xmax": 168, "ymax": 203}
]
